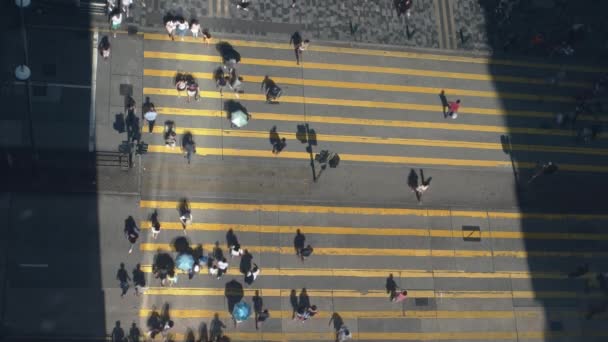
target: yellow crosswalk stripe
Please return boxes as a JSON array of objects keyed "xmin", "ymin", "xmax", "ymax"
[
  {"xmin": 144, "ymin": 87, "xmax": 558, "ymax": 119},
  {"xmin": 144, "ymin": 51, "xmax": 592, "ymax": 89},
  {"xmin": 144, "ymin": 69, "xmax": 574, "ymax": 103},
  {"xmin": 150, "ymin": 126, "xmax": 608, "ymax": 156},
  {"xmin": 143, "ymin": 287, "xmax": 602, "ymax": 299},
  {"xmin": 139, "ymin": 308, "xmax": 555, "ymax": 320},
  {"xmin": 148, "ymin": 144, "xmax": 525, "ymax": 169},
  {"xmin": 140, "ymin": 200, "xmax": 608, "ymax": 221},
  {"xmin": 143, "ymin": 35, "xmax": 608, "ymax": 74},
  {"xmin": 146, "ymin": 145, "xmax": 608, "ymax": 173},
  {"xmin": 139, "ymin": 221, "xmax": 608, "ymax": 241},
  {"xmin": 140, "ymin": 242, "xmax": 608, "ymax": 258},
  {"xmin": 138, "ymin": 264, "xmax": 574, "ymax": 280},
  {"xmin": 156, "ymin": 107, "xmax": 597, "ymax": 138}
]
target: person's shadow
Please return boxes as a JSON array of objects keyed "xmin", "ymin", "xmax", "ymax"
[
  {"xmin": 198, "ymin": 321, "xmax": 209, "ymax": 342},
  {"xmin": 210, "ymin": 313, "xmax": 226, "ymax": 341},
  {"xmin": 111, "ymin": 321, "xmax": 125, "ymax": 342},
  {"xmin": 439, "ymin": 90, "xmax": 449, "ymax": 116},
  {"xmin": 420, "ymin": 169, "xmax": 432, "ymax": 187},
  {"xmin": 385, "ymin": 273, "xmax": 398, "ymax": 300},
  {"xmin": 289, "ymin": 289, "xmax": 298, "ymax": 319},
  {"xmin": 226, "ymin": 228, "xmax": 239, "ymax": 249},
  {"xmin": 328, "ymin": 312, "xmax": 344, "ymax": 332},
  {"xmin": 128, "ymin": 322, "xmax": 141, "ymax": 342},
  {"xmin": 294, "ymin": 229, "xmax": 305, "ymax": 255},
  {"xmin": 239, "ymin": 249, "xmax": 253, "ymax": 274},
  {"xmin": 216, "ymin": 41, "xmax": 241, "ymax": 64},
  {"xmin": 299, "ymin": 288, "xmax": 310, "ymax": 309},
  {"xmin": 225, "ymin": 279, "xmax": 244, "ymax": 313},
  {"xmin": 184, "ymin": 328, "xmax": 195, "ymax": 342},
  {"xmin": 269, "ymin": 126, "xmax": 280, "ymax": 146},
  {"xmin": 213, "ymin": 241, "xmax": 224, "ymax": 261},
  {"xmin": 172, "ymin": 236, "xmax": 192, "ymax": 255},
  {"xmin": 407, "ymin": 169, "xmax": 419, "ymax": 191},
  {"xmin": 146, "ymin": 306, "xmax": 162, "ymax": 334}
]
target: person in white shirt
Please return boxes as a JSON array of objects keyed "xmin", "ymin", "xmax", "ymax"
[
  {"xmin": 110, "ymin": 10, "xmax": 123, "ymax": 38},
  {"xmin": 190, "ymin": 20, "xmax": 202, "ymax": 38},
  {"xmin": 175, "ymin": 18, "xmax": 189, "ymax": 41},
  {"xmin": 165, "ymin": 19, "xmax": 176, "ymax": 41},
  {"xmin": 143, "ymin": 104, "xmax": 157, "ymax": 133},
  {"xmin": 216, "ymin": 258, "xmax": 229, "ymax": 279},
  {"xmin": 230, "ymin": 244, "xmax": 243, "ymax": 258}
]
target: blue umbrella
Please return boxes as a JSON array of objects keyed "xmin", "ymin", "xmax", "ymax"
[
  {"xmin": 232, "ymin": 301, "xmax": 251, "ymax": 322},
  {"xmin": 176, "ymin": 253, "xmax": 194, "ymax": 272}
]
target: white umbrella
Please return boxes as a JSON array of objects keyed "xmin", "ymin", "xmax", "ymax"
[{"xmin": 231, "ymin": 110, "xmax": 249, "ymax": 128}]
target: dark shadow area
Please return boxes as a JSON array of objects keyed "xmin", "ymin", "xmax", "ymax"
[
  {"xmin": 476, "ymin": 0, "xmax": 608, "ymax": 339},
  {"xmin": 215, "ymin": 41, "xmax": 241, "ymax": 64},
  {"xmin": 209, "ymin": 313, "xmax": 226, "ymax": 342},
  {"xmin": 289, "ymin": 289, "xmax": 298, "ymax": 319},
  {"xmin": 239, "ymin": 249, "xmax": 253, "ymax": 274},
  {"xmin": 328, "ymin": 312, "xmax": 344, "ymax": 332},
  {"xmin": 385, "ymin": 273, "xmax": 398, "ymax": 301},
  {"xmin": 224, "ymin": 280, "xmax": 244, "ymax": 313},
  {"xmin": 0, "ymin": 1, "xmax": 106, "ymax": 341}
]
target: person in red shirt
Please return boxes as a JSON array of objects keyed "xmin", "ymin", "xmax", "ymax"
[{"xmin": 446, "ymin": 99, "xmax": 461, "ymax": 119}]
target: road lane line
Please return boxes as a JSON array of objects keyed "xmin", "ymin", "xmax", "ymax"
[
  {"xmin": 139, "ymin": 221, "xmax": 608, "ymax": 241},
  {"xmin": 143, "ymin": 51, "xmax": 591, "ymax": 88},
  {"xmin": 138, "ymin": 264, "xmax": 575, "ymax": 280},
  {"xmin": 142, "ymin": 287, "xmax": 603, "ymax": 299},
  {"xmin": 149, "ymin": 126, "xmax": 608, "ymax": 156},
  {"xmin": 156, "ymin": 107, "xmax": 597, "ymax": 138},
  {"xmin": 144, "ymin": 87, "xmax": 559, "ymax": 119},
  {"xmin": 143, "ymin": 34, "xmax": 608, "ymax": 73},
  {"xmin": 140, "ymin": 242, "xmax": 608, "ymax": 258},
  {"xmin": 145, "ymin": 145, "xmax": 608, "ymax": 173},
  {"xmin": 144, "ymin": 69, "xmax": 573, "ymax": 103},
  {"xmin": 140, "ymin": 200, "xmax": 608, "ymax": 221}
]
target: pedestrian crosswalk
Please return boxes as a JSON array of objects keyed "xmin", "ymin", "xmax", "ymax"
[{"xmin": 135, "ymin": 33, "xmax": 608, "ymax": 341}]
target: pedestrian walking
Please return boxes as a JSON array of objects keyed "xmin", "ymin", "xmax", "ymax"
[
  {"xmin": 181, "ymin": 133, "xmax": 196, "ymax": 164},
  {"xmin": 186, "ymin": 80, "xmax": 200, "ymax": 103},
  {"xmin": 395, "ymin": 0, "xmax": 413, "ymax": 18},
  {"xmin": 143, "ymin": 104, "xmax": 158, "ymax": 133},
  {"xmin": 111, "ymin": 321, "xmax": 125, "ymax": 342},
  {"xmin": 255, "ymin": 309, "xmax": 269, "ymax": 330},
  {"xmin": 164, "ymin": 121, "xmax": 177, "ymax": 148},
  {"xmin": 110, "ymin": 10, "xmax": 123, "ymax": 38},
  {"xmin": 99, "ymin": 36, "xmax": 111, "ymax": 60},
  {"xmin": 133, "ymin": 263, "xmax": 147, "ymax": 295},
  {"xmin": 291, "ymin": 0, "xmax": 297, "ymax": 8},
  {"xmin": 227, "ymin": 68, "xmax": 243, "ymax": 98},
  {"xmin": 166, "ymin": 270, "xmax": 178, "ymax": 287},
  {"xmin": 165, "ymin": 19, "xmax": 176, "ymax": 41},
  {"xmin": 410, "ymin": 168, "xmax": 431, "ymax": 203},
  {"xmin": 121, "ymin": 0, "xmax": 133, "ymax": 17},
  {"xmin": 289, "ymin": 31, "xmax": 310, "ymax": 65},
  {"xmin": 149, "ymin": 211, "xmax": 161, "ymax": 238},
  {"xmin": 230, "ymin": 243, "xmax": 244, "ymax": 258},
  {"xmin": 294, "ymin": 229, "xmax": 305, "ymax": 256},
  {"xmin": 175, "ymin": 75, "xmax": 187, "ymax": 97},
  {"xmin": 337, "ymin": 325, "xmax": 352, "ymax": 341},
  {"xmin": 392, "ymin": 290, "xmax": 408, "ymax": 303},
  {"xmin": 175, "ymin": 17, "xmax": 189, "ymax": 41},
  {"xmin": 160, "ymin": 320, "xmax": 174, "ymax": 339},
  {"xmin": 272, "ymin": 138, "xmax": 286, "ymax": 155},
  {"xmin": 261, "ymin": 76, "xmax": 282, "ymax": 103},
  {"xmin": 217, "ymin": 257, "xmax": 229, "ymax": 279},
  {"xmin": 202, "ymin": 28, "xmax": 212, "ymax": 46},
  {"xmin": 244, "ymin": 263, "xmax": 260, "ymax": 285},
  {"xmin": 300, "ymin": 244, "xmax": 314, "ymax": 261},
  {"xmin": 190, "ymin": 19, "xmax": 202, "ymax": 38},
  {"xmin": 209, "ymin": 264, "xmax": 219, "ymax": 277},
  {"xmin": 178, "ymin": 201, "xmax": 192, "ymax": 231},
  {"xmin": 527, "ymin": 161, "xmax": 558, "ymax": 184},
  {"xmin": 445, "ymin": 98, "xmax": 460, "ymax": 119},
  {"xmin": 117, "ymin": 262, "xmax": 131, "ymax": 297},
  {"xmin": 236, "ymin": 0, "xmax": 250, "ymax": 11},
  {"xmin": 124, "ymin": 217, "xmax": 140, "ymax": 254},
  {"xmin": 295, "ymin": 305, "xmax": 318, "ymax": 322}
]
